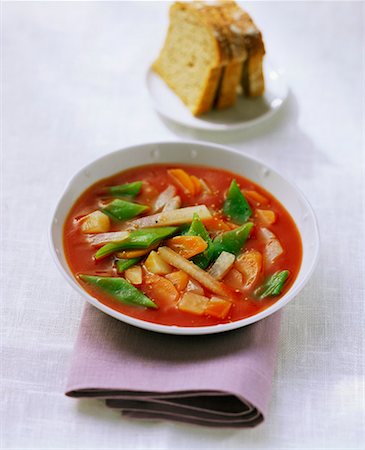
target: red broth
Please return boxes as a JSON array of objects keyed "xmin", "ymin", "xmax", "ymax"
[{"xmin": 63, "ymin": 164, "xmax": 302, "ymax": 327}]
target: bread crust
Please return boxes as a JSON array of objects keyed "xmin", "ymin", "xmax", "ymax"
[
  {"xmin": 153, "ymin": 1, "xmax": 265, "ymax": 116},
  {"xmin": 155, "ymin": 1, "xmax": 239, "ymax": 115},
  {"xmin": 217, "ymin": 2, "xmax": 265, "ymax": 104},
  {"xmin": 243, "ymin": 50, "xmax": 265, "ymax": 97},
  {"xmin": 215, "ymin": 61, "xmax": 243, "ymax": 110}
]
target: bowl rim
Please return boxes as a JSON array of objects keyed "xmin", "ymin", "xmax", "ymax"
[{"xmin": 49, "ymin": 140, "xmax": 320, "ymax": 335}]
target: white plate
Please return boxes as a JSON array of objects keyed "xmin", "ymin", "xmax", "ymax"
[
  {"xmin": 146, "ymin": 62, "xmax": 288, "ymax": 131},
  {"xmin": 50, "ymin": 141, "xmax": 320, "ymax": 336}
]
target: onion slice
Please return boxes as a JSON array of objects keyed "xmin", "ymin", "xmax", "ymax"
[
  {"xmin": 87, "ymin": 231, "xmax": 129, "ymax": 247},
  {"xmin": 128, "ymin": 205, "xmax": 212, "ymax": 229},
  {"xmin": 162, "ymin": 196, "xmax": 181, "ymax": 212},
  {"xmin": 259, "ymin": 227, "xmax": 284, "ymax": 265},
  {"xmin": 153, "ymin": 185, "xmax": 176, "ymax": 212},
  {"xmin": 208, "ymin": 251, "xmax": 235, "ymax": 280}
]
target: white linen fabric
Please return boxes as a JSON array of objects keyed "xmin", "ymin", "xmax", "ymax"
[{"xmin": 2, "ymin": 1, "xmax": 364, "ymax": 449}]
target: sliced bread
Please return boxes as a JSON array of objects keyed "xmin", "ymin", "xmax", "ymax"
[
  {"xmin": 153, "ymin": 1, "xmax": 265, "ymax": 116},
  {"xmin": 153, "ymin": 2, "xmax": 232, "ymax": 116}
]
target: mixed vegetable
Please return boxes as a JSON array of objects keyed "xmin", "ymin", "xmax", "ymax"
[{"xmin": 65, "ymin": 165, "xmax": 301, "ymax": 326}]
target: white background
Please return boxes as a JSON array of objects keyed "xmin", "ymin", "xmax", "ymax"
[{"xmin": 2, "ymin": 1, "xmax": 364, "ymax": 449}]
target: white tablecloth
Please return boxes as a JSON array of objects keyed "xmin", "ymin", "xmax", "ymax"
[{"xmin": 2, "ymin": 1, "xmax": 364, "ymax": 449}]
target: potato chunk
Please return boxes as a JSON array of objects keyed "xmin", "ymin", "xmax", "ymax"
[
  {"xmin": 80, "ymin": 211, "xmax": 110, "ymax": 234},
  {"xmin": 125, "ymin": 266, "xmax": 142, "ymax": 285},
  {"xmin": 145, "ymin": 251, "xmax": 173, "ymax": 275},
  {"xmin": 178, "ymin": 292, "xmax": 209, "ymax": 316}
]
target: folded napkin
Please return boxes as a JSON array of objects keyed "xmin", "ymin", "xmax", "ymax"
[{"xmin": 66, "ymin": 304, "xmax": 281, "ymax": 428}]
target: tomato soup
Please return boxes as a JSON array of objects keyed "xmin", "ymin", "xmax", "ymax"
[{"xmin": 63, "ymin": 164, "xmax": 302, "ymax": 327}]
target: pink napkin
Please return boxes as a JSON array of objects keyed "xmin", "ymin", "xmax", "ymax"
[{"xmin": 66, "ymin": 304, "xmax": 281, "ymax": 427}]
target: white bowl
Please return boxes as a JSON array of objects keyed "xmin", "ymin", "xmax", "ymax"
[{"xmin": 49, "ymin": 141, "xmax": 319, "ymax": 335}]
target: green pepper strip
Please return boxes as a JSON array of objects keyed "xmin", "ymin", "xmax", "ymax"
[
  {"xmin": 79, "ymin": 274, "xmax": 157, "ymax": 309},
  {"xmin": 223, "ymin": 179, "xmax": 252, "ymax": 224},
  {"xmin": 108, "ymin": 181, "xmax": 143, "ymax": 197},
  {"xmin": 213, "ymin": 222, "xmax": 254, "ymax": 259},
  {"xmin": 115, "ymin": 257, "xmax": 142, "ymax": 273},
  {"xmin": 101, "ymin": 199, "xmax": 148, "ymax": 221},
  {"xmin": 186, "ymin": 213, "xmax": 214, "ymax": 269},
  {"xmin": 254, "ymin": 270, "xmax": 289, "ymax": 299},
  {"xmin": 95, "ymin": 226, "xmax": 178, "ymax": 260}
]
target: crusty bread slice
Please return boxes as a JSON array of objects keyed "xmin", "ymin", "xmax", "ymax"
[
  {"xmin": 223, "ymin": 4, "xmax": 265, "ymax": 97},
  {"xmin": 215, "ymin": 61, "xmax": 243, "ymax": 109},
  {"xmin": 153, "ymin": 1, "xmax": 265, "ymax": 115},
  {"xmin": 214, "ymin": 1, "xmax": 265, "ymax": 105},
  {"xmin": 209, "ymin": 1, "xmax": 248, "ymax": 110},
  {"xmin": 242, "ymin": 50, "xmax": 265, "ymax": 97},
  {"xmin": 153, "ymin": 2, "xmax": 233, "ymax": 116}
]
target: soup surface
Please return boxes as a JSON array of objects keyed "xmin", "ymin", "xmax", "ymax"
[{"xmin": 64, "ymin": 164, "xmax": 302, "ymax": 327}]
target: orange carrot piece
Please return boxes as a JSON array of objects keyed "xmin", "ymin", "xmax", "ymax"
[
  {"xmin": 143, "ymin": 272, "xmax": 179, "ymax": 306},
  {"xmin": 203, "ymin": 217, "xmax": 233, "ymax": 232},
  {"xmin": 190, "ymin": 175, "xmax": 202, "ymax": 195},
  {"xmin": 235, "ymin": 250, "xmax": 262, "ymax": 289},
  {"xmin": 243, "ymin": 190, "xmax": 269, "ymax": 205},
  {"xmin": 165, "ymin": 270, "xmax": 189, "ymax": 291},
  {"xmin": 166, "ymin": 235, "xmax": 208, "ymax": 259},
  {"xmin": 223, "ymin": 268, "xmax": 244, "ymax": 292},
  {"xmin": 256, "ymin": 209, "xmax": 276, "ymax": 226},
  {"xmin": 168, "ymin": 169, "xmax": 195, "ymax": 195},
  {"xmin": 205, "ymin": 297, "xmax": 232, "ymax": 319}
]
